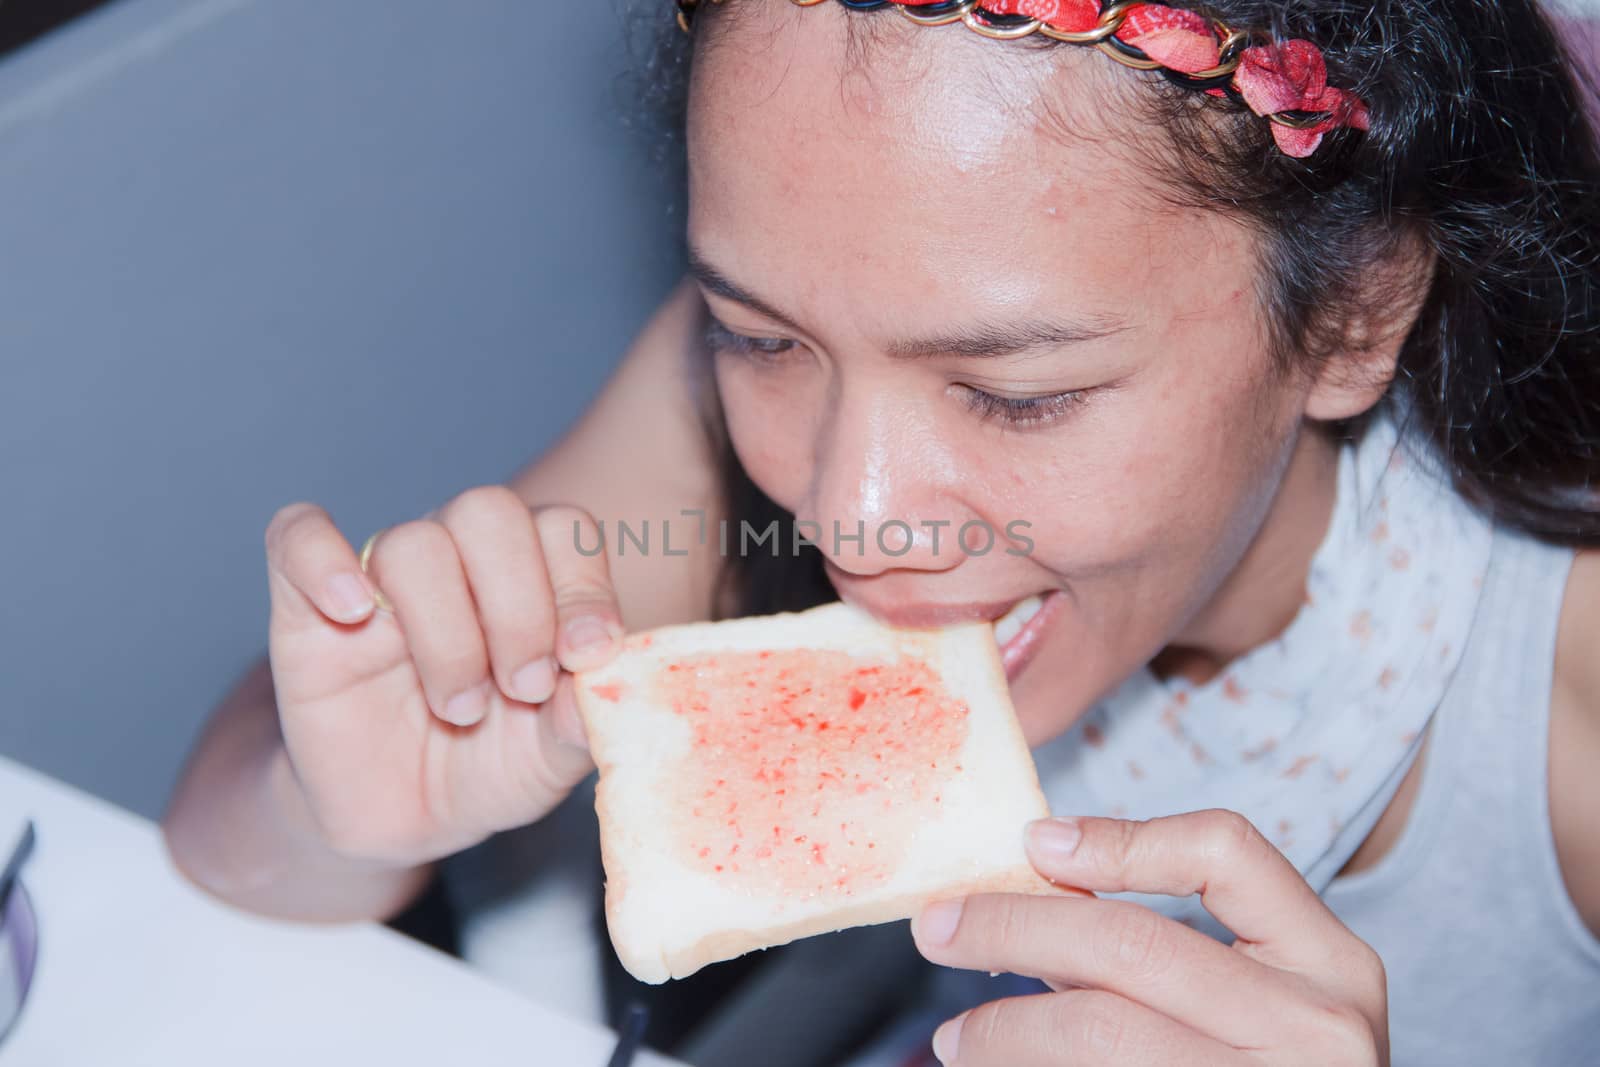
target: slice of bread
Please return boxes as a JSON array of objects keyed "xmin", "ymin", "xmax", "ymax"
[{"xmin": 574, "ymin": 600, "xmax": 1058, "ymax": 984}]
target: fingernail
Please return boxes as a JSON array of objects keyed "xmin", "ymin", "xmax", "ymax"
[
  {"xmin": 326, "ymin": 573, "xmax": 374, "ymax": 622},
  {"xmin": 511, "ymin": 657, "xmax": 558, "ymax": 704},
  {"xmin": 565, "ymin": 616, "xmax": 614, "ymax": 654},
  {"xmin": 932, "ymin": 1013, "xmax": 965, "ymax": 1066},
  {"xmin": 443, "ymin": 680, "xmax": 492, "ymax": 726},
  {"xmin": 1026, "ymin": 817, "xmax": 1083, "ymax": 866},
  {"xmin": 914, "ymin": 899, "xmax": 964, "ymax": 948}
]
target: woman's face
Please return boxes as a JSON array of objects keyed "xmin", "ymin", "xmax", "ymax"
[{"xmin": 686, "ymin": 6, "xmax": 1332, "ymax": 744}]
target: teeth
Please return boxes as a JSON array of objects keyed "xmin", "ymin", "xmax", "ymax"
[{"xmin": 993, "ymin": 595, "xmax": 1045, "ymax": 648}]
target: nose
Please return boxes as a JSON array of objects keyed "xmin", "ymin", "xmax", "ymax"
[{"xmin": 797, "ymin": 388, "xmax": 973, "ymax": 577}]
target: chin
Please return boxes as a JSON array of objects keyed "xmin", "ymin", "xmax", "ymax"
[{"xmin": 1008, "ymin": 676, "xmax": 1093, "ymax": 749}]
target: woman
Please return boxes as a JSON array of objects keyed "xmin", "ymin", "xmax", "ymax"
[{"xmin": 163, "ymin": 0, "xmax": 1600, "ymax": 1063}]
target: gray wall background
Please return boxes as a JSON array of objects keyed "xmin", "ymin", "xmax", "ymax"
[{"xmin": 0, "ymin": 0, "xmax": 687, "ymax": 817}]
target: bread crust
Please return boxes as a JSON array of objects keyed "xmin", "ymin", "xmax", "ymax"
[{"xmin": 638, "ymin": 865, "xmax": 1071, "ymax": 983}]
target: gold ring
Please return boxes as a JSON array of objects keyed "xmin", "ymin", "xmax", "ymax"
[{"xmin": 358, "ymin": 529, "xmax": 395, "ymax": 614}]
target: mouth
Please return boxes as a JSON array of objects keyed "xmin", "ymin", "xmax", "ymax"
[
  {"xmin": 993, "ymin": 591, "xmax": 1063, "ymax": 681},
  {"xmin": 824, "ymin": 567, "xmax": 1064, "ymax": 682}
]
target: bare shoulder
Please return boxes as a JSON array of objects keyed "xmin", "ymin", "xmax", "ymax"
[
  {"xmin": 508, "ymin": 276, "xmax": 725, "ymax": 632},
  {"xmin": 1550, "ymin": 548, "xmax": 1600, "ymax": 939}
]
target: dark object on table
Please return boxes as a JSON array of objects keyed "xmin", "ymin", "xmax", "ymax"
[
  {"xmin": 0, "ymin": 821, "xmax": 34, "ymax": 917},
  {"xmin": 599, "ymin": 903, "xmax": 935, "ymax": 1067},
  {"xmin": 606, "ymin": 1001, "xmax": 651, "ymax": 1067},
  {"xmin": 0, "ymin": 821, "xmax": 39, "ymax": 1048},
  {"xmin": 598, "ymin": 920, "xmax": 770, "ymax": 1055}
]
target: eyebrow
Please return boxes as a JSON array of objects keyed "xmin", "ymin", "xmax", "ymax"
[
  {"xmin": 686, "ymin": 246, "xmax": 1129, "ymax": 360},
  {"xmin": 687, "ymin": 248, "xmax": 804, "ymax": 332}
]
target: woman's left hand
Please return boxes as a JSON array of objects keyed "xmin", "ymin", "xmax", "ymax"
[{"xmin": 911, "ymin": 809, "xmax": 1390, "ymax": 1066}]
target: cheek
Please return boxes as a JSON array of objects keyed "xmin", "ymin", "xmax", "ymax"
[
  {"xmin": 714, "ymin": 359, "xmax": 818, "ymax": 509},
  {"xmin": 999, "ymin": 333, "xmax": 1293, "ymax": 580},
  {"xmin": 1089, "ymin": 230, "xmax": 1296, "ymax": 535}
]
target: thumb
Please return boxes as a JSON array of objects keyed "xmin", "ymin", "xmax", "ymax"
[{"xmin": 527, "ymin": 673, "xmax": 595, "ymax": 792}]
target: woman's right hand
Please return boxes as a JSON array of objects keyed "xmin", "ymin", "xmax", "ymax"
[{"xmin": 263, "ymin": 487, "xmax": 621, "ymax": 868}]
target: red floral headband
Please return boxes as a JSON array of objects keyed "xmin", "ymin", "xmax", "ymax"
[{"xmin": 675, "ymin": 0, "xmax": 1371, "ymax": 158}]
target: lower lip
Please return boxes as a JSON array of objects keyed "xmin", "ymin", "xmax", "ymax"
[{"xmin": 999, "ymin": 591, "xmax": 1065, "ymax": 682}]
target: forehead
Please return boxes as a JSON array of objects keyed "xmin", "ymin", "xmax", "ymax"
[{"xmin": 684, "ymin": 4, "xmax": 1240, "ymax": 329}]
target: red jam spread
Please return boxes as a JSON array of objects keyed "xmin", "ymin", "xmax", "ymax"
[{"xmin": 653, "ymin": 648, "xmax": 970, "ymax": 900}]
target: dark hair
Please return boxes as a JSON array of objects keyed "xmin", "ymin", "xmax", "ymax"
[{"xmin": 625, "ymin": 0, "xmax": 1600, "ymax": 618}]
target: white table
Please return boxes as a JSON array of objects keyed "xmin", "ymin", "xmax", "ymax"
[{"xmin": 0, "ymin": 756, "xmax": 683, "ymax": 1067}]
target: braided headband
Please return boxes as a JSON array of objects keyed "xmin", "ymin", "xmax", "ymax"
[{"xmin": 675, "ymin": 0, "xmax": 1370, "ymax": 158}]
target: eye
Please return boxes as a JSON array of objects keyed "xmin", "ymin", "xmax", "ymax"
[
  {"xmin": 703, "ymin": 319, "xmax": 797, "ymax": 361},
  {"xmin": 960, "ymin": 386, "xmax": 1089, "ymax": 428}
]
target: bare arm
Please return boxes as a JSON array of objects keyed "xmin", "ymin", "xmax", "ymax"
[
  {"xmin": 162, "ymin": 278, "xmax": 722, "ymax": 921},
  {"xmin": 506, "ymin": 276, "xmax": 725, "ymax": 632},
  {"xmin": 1551, "ymin": 548, "xmax": 1600, "ymax": 938}
]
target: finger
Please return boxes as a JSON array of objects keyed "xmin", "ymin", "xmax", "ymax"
[
  {"xmin": 533, "ymin": 672, "xmax": 594, "ymax": 769},
  {"xmin": 364, "ymin": 519, "xmax": 493, "ymax": 727},
  {"xmin": 912, "ymin": 892, "xmax": 1306, "ymax": 1048},
  {"xmin": 1023, "ymin": 811, "xmax": 1355, "ymax": 967},
  {"xmin": 265, "ymin": 502, "xmax": 379, "ymax": 628},
  {"xmin": 533, "ymin": 506, "xmax": 625, "ymax": 673},
  {"xmin": 934, "ymin": 990, "xmax": 1242, "ymax": 1067},
  {"xmin": 436, "ymin": 487, "xmax": 559, "ymax": 706},
  {"xmin": 492, "ymin": 671, "xmax": 596, "ymax": 806}
]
